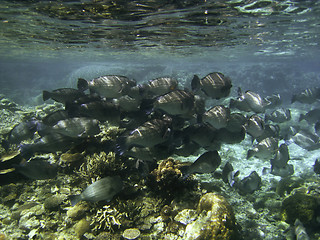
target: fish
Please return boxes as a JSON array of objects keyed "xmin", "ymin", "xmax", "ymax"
[
  {"xmin": 244, "ymin": 114, "xmax": 265, "ymax": 139},
  {"xmin": 256, "ymin": 124, "xmax": 280, "ymax": 142},
  {"xmin": 291, "ymin": 130, "xmax": 320, "ymax": 150},
  {"xmin": 42, "ymin": 88, "xmax": 86, "ymax": 104},
  {"xmin": 113, "ymin": 95, "xmax": 141, "ymax": 112},
  {"xmin": 183, "ymin": 150, "xmax": 221, "ymax": 176},
  {"xmin": 42, "ymin": 110, "xmax": 69, "ymax": 126},
  {"xmin": 294, "ymin": 219, "xmax": 310, "ymax": 240},
  {"xmin": 13, "ymin": 159, "xmax": 58, "ymax": 180},
  {"xmin": 77, "ymin": 75, "xmax": 136, "ymax": 98},
  {"xmin": 66, "ymin": 100, "xmax": 121, "ymax": 124},
  {"xmin": 315, "ymin": 121, "xmax": 320, "ymax": 136},
  {"xmin": 124, "ymin": 145, "xmax": 173, "ymax": 162},
  {"xmin": 226, "ymin": 112, "xmax": 247, "ymax": 132},
  {"xmin": 191, "ymin": 72, "xmax": 232, "ymax": 99},
  {"xmin": 270, "ymin": 143, "xmax": 294, "ymax": 177},
  {"xmin": 291, "ymin": 87, "xmax": 320, "ymax": 104},
  {"xmin": 38, "ymin": 117, "xmax": 100, "ymax": 138},
  {"xmin": 153, "ymin": 90, "xmax": 196, "ymax": 116},
  {"xmin": 19, "ymin": 133, "xmax": 83, "ymax": 158},
  {"xmin": 139, "ymin": 77, "xmax": 178, "ymax": 98},
  {"xmin": 69, "ymin": 176, "xmax": 123, "ymax": 206},
  {"xmin": 221, "ymin": 162, "xmax": 239, "ymax": 186},
  {"xmin": 216, "ymin": 127, "xmax": 246, "ymax": 144},
  {"xmin": 6, "ymin": 119, "xmax": 38, "ymax": 145},
  {"xmin": 247, "ymin": 137, "xmax": 278, "ymax": 160},
  {"xmin": 231, "ymin": 88, "xmax": 266, "ymax": 113},
  {"xmin": 265, "ymin": 108, "xmax": 291, "ymax": 123},
  {"xmin": 116, "ymin": 117, "xmax": 172, "ymax": 155},
  {"xmin": 270, "ymin": 164, "xmax": 294, "ymax": 177},
  {"xmin": 264, "ymin": 93, "xmax": 282, "ymax": 109},
  {"xmin": 299, "ymin": 109, "xmax": 320, "ymax": 124},
  {"xmin": 201, "ymin": 105, "xmax": 230, "ymax": 130},
  {"xmin": 313, "ymin": 159, "xmax": 320, "ymax": 174},
  {"xmin": 237, "ymin": 171, "xmax": 261, "ymax": 194}
]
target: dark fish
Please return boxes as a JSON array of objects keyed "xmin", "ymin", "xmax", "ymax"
[
  {"xmin": 42, "ymin": 110, "xmax": 69, "ymax": 126},
  {"xmin": 226, "ymin": 112, "xmax": 247, "ymax": 132},
  {"xmin": 299, "ymin": 109, "xmax": 320, "ymax": 124},
  {"xmin": 19, "ymin": 133, "xmax": 83, "ymax": 157},
  {"xmin": 38, "ymin": 117, "xmax": 100, "ymax": 138},
  {"xmin": 231, "ymin": 88, "xmax": 265, "ymax": 113},
  {"xmin": 13, "ymin": 159, "xmax": 58, "ymax": 180},
  {"xmin": 7, "ymin": 120, "xmax": 38, "ymax": 145},
  {"xmin": 192, "ymin": 72, "xmax": 232, "ymax": 99},
  {"xmin": 78, "ymin": 75, "xmax": 136, "ymax": 98},
  {"xmin": 153, "ymin": 90, "xmax": 196, "ymax": 116},
  {"xmin": 120, "ymin": 111, "xmax": 148, "ymax": 130},
  {"xmin": 124, "ymin": 145, "xmax": 173, "ymax": 162},
  {"xmin": 237, "ymin": 171, "xmax": 261, "ymax": 194},
  {"xmin": 291, "ymin": 87, "xmax": 320, "ymax": 104},
  {"xmin": 265, "ymin": 108, "xmax": 291, "ymax": 123},
  {"xmin": 184, "ymin": 124, "xmax": 220, "ymax": 151},
  {"xmin": 264, "ymin": 94, "xmax": 282, "ymax": 109},
  {"xmin": 256, "ymin": 124, "xmax": 280, "ymax": 142},
  {"xmin": 315, "ymin": 121, "xmax": 320, "ymax": 136},
  {"xmin": 244, "ymin": 114, "xmax": 265, "ymax": 139},
  {"xmin": 140, "ymin": 77, "xmax": 178, "ymax": 98},
  {"xmin": 216, "ymin": 127, "xmax": 246, "ymax": 144},
  {"xmin": 43, "ymin": 88, "xmax": 85, "ymax": 104},
  {"xmin": 69, "ymin": 176, "xmax": 123, "ymax": 206},
  {"xmin": 270, "ymin": 143, "xmax": 294, "ymax": 177},
  {"xmin": 184, "ymin": 151, "xmax": 221, "ymax": 176},
  {"xmin": 292, "ymin": 130, "xmax": 320, "ymax": 150},
  {"xmin": 66, "ymin": 100, "xmax": 120, "ymax": 124},
  {"xmin": 247, "ymin": 137, "xmax": 278, "ymax": 160},
  {"xmin": 113, "ymin": 95, "xmax": 141, "ymax": 112},
  {"xmin": 116, "ymin": 118, "xmax": 172, "ymax": 155},
  {"xmin": 201, "ymin": 105, "xmax": 230, "ymax": 130},
  {"xmin": 313, "ymin": 159, "xmax": 320, "ymax": 174}
]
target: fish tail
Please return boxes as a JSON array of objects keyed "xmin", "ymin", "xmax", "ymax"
[
  {"xmin": 69, "ymin": 194, "xmax": 82, "ymax": 206},
  {"xmin": 115, "ymin": 136, "xmax": 128, "ymax": 156},
  {"xmin": 77, "ymin": 78, "xmax": 89, "ymax": 91},
  {"xmin": 42, "ymin": 90, "xmax": 51, "ymax": 101},
  {"xmin": 298, "ymin": 114, "xmax": 304, "ymax": 122},
  {"xmin": 247, "ymin": 150, "xmax": 254, "ymax": 159},
  {"xmin": 19, "ymin": 144, "xmax": 33, "ymax": 159},
  {"xmin": 191, "ymin": 75, "xmax": 200, "ymax": 91}
]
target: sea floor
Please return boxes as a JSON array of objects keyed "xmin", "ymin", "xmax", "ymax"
[{"xmin": 0, "ymin": 94, "xmax": 320, "ymax": 240}]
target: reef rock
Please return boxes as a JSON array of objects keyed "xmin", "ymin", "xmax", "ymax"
[{"xmin": 183, "ymin": 192, "xmax": 239, "ymax": 240}]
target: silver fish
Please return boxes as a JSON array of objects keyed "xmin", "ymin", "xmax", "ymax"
[
  {"xmin": 43, "ymin": 88, "xmax": 85, "ymax": 104},
  {"xmin": 153, "ymin": 90, "xmax": 196, "ymax": 116},
  {"xmin": 299, "ymin": 109, "xmax": 320, "ymax": 124},
  {"xmin": 70, "ymin": 176, "xmax": 123, "ymax": 206},
  {"xmin": 265, "ymin": 108, "xmax": 291, "ymax": 123},
  {"xmin": 245, "ymin": 114, "xmax": 265, "ymax": 139},
  {"xmin": 184, "ymin": 150, "xmax": 221, "ymax": 175},
  {"xmin": 247, "ymin": 137, "xmax": 278, "ymax": 160},
  {"xmin": 291, "ymin": 87, "xmax": 320, "ymax": 104},
  {"xmin": 270, "ymin": 143, "xmax": 294, "ymax": 177},
  {"xmin": 264, "ymin": 93, "xmax": 282, "ymax": 109},
  {"xmin": 292, "ymin": 130, "xmax": 320, "ymax": 150},
  {"xmin": 116, "ymin": 118, "xmax": 172, "ymax": 155},
  {"xmin": 38, "ymin": 117, "xmax": 100, "ymax": 138},
  {"xmin": 231, "ymin": 88, "xmax": 266, "ymax": 113},
  {"xmin": 140, "ymin": 77, "xmax": 178, "ymax": 98},
  {"xmin": 191, "ymin": 72, "xmax": 232, "ymax": 99},
  {"xmin": 226, "ymin": 112, "xmax": 247, "ymax": 132},
  {"xmin": 201, "ymin": 105, "xmax": 230, "ymax": 130},
  {"xmin": 113, "ymin": 95, "xmax": 141, "ymax": 112},
  {"xmin": 78, "ymin": 75, "xmax": 136, "ymax": 98}
]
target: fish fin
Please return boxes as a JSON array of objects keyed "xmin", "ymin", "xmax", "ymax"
[
  {"xmin": 42, "ymin": 91, "xmax": 51, "ymax": 101},
  {"xmin": 77, "ymin": 78, "xmax": 89, "ymax": 91},
  {"xmin": 191, "ymin": 75, "xmax": 200, "ymax": 91},
  {"xmin": 19, "ymin": 144, "xmax": 33, "ymax": 159},
  {"xmin": 69, "ymin": 194, "xmax": 82, "ymax": 206}
]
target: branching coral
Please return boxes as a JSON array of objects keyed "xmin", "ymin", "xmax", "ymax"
[{"xmin": 91, "ymin": 205, "xmax": 127, "ymax": 233}]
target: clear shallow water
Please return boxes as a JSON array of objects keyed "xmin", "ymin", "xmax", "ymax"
[{"xmin": 1, "ymin": 1, "xmax": 320, "ymax": 240}]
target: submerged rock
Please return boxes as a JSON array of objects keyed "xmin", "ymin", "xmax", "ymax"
[
  {"xmin": 122, "ymin": 228, "xmax": 141, "ymax": 240},
  {"xmin": 183, "ymin": 192, "xmax": 239, "ymax": 240}
]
